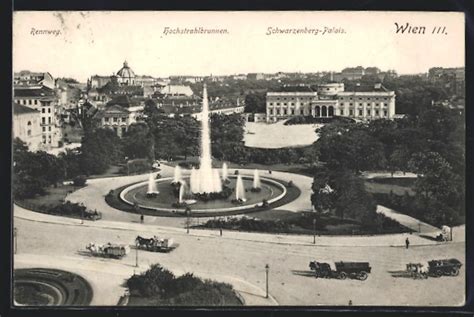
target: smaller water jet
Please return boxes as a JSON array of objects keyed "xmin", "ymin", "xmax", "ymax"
[
  {"xmin": 234, "ymin": 175, "xmax": 246, "ymax": 203},
  {"xmin": 173, "ymin": 166, "xmax": 182, "ymax": 184},
  {"xmin": 173, "ymin": 181, "xmax": 197, "ymax": 207},
  {"xmin": 222, "ymin": 163, "xmax": 229, "ymax": 181},
  {"xmin": 146, "ymin": 173, "xmax": 159, "ymax": 197},
  {"xmin": 253, "ymin": 169, "xmax": 261, "ymax": 189}
]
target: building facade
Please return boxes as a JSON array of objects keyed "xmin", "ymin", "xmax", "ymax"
[
  {"xmin": 93, "ymin": 95, "xmax": 144, "ymax": 137},
  {"xmin": 266, "ymin": 83, "xmax": 396, "ymax": 122},
  {"xmin": 13, "ymin": 86, "xmax": 62, "ymax": 148},
  {"xmin": 13, "ymin": 103, "xmax": 42, "ymax": 151}
]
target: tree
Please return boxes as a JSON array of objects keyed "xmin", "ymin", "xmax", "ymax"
[
  {"xmin": 122, "ymin": 123, "xmax": 155, "ymax": 160},
  {"xmin": 80, "ymin": 128, "xmax": 123, "ymax": 175},
  {"xmin": 317, "ymin": 123, "xmax": 386, "ymax": 172},
  {"xmin": 244, "ymin": 92, "xmax": 266, "ymax": 113},
  {"xmin": 13, "ymin": 138, "xmax": 64, "ymax": 198}
]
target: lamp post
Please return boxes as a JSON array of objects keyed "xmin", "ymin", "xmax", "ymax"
[
  {"xmin": 313, "ymin": 218, "xmax": 316, "ymax": 244},
  {"xmin": 135, "ymin": 243, "xmax": 139, "ymax": 267},
  {"xmin": 13, "ymin": 227, "xmax": 17, "ymax": 254},
  {"xmin": 185, "ymin": 207, "xmax": 191, "ymax": 234},
  {"xmin": 265, "ymin": 264, "xmax": 269, "ymax": 299}
]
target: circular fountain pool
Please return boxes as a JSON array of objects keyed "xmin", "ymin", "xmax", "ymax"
[{"xmin": 119, "ymin": 174, "xmax": 289, "ymax": 214}]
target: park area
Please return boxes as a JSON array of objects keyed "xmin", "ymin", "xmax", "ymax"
[{"xmin": 244, "ymin": 121, "xmax": 322, "ymax": 148}]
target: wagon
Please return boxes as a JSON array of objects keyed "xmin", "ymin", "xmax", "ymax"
[
  {"xmin": 335, "ymin": 261, "xmax": 372, "ymax": 280},
  {"xmin": 309, "ymin": 260, "xmax": 371, "ymax": 281},
  {"xmin": 427, "ymin": 258, "xmax": 462, "ymax": 277},
  {"xmin": 86, "ymin": 242, "xmax": 130, "ymax": 259}
]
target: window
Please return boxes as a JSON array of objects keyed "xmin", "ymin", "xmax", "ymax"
[
  {"xmin": 283, "ymin": 109, "xmax": 287, "ymax": 115},
  {"xmin": 34, "ymin": 100, "xmax": 38, "ymax": 105},
  {"xmin": 122, "ymin": 117, "xmax": 127, "ymax": 122},
  {"xmin": 42, "ymin": 127, "xmax": 46, "ymax": 132},
  {"xmin": 276, "ymin": 98, "xmax": 280, "ymax": 100},
  {"xmin": 291, "ymin": 103, "xmax": 295, "ymax": 106},
  {"xmin": 28, "ymin": 100, "xmax": 32, "ymax": 105},
  {"xmin": 276, "ymin": 103, "xmax": 280, "ymax": 106},
  {"xmin": 349, "ymin": 103, "xmax": 353, "ymax": 106},
  {"xmin": 49, "ymin": 127, "xmax": 51, "ymax": 131},
  {"xmin": 42, "ymin": 108, "xmax": 45, "ymax": 113},
  {"xmin": 269, "ymin": 103, "xmax": 273, "ymax": 106},
  {"xmin": 359, "ymin": 110, "xmax": 362, "ymax": 116},
  {"xmin": 48, "ymin": 108, "xmax": 51, "ymax": 113},
  {"xmin": 42, "ymin": 118, "xmax": 45, "ymax": 124},
  {"xmin": 384, "ymin": 103, "xmax": 388, "ymax": 107},
  {"xmin": 283, "ymin": 103, "xmax": 287, "ymax": 106},
  {"xmin": 349, "ymin": 110, "xmax": 354, "ymax": 116},
  {"xmin": 384, "ymin": 110, "xmax": 387, "ymax": 116},
  {"xmin": 375, "ymin": 110, "xmax": 379, "ymax": 115},
  {"xmin": 27, "ymin": 130, "xmax": 31, "ymax": 136},
  {"xmin": 48, "ymin": 117, "xmax": 51, "ymax": 124},
  {"xmin": 113, "ymin": 117, "xmax": 118, "ymax": 122},
  {"xmin": 104, "ymin": 117, "xmax": 109, "ymax": 122},
  {"xmin": 367, "ymin": 110, "xmax": 371, "ymax": 116}
]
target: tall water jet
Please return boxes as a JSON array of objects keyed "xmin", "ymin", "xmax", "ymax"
[
  {"xmin": 190, "ymin": 84, "xmax": 222, "ymax": 194},
  {"xmin": 253, "ymin": 169, "xmax": 261, "ymax": 189},
  {"xmin": 235, "ymin": 175, "xmax": 246, "ymax": 201},
  {"xmin": 222, "ymin": 163, "xmax": 228, "ymax": 181},
  {"xmin": 173, "ymin": 165, "xmax": 182, "ymax": 184},
  {"xmin": 147, "ymin": 173, "xmax": 159, "ymax": 196}
]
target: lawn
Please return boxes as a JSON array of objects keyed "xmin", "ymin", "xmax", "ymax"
[
  {"xmin": 364, "ymin": 177, "xmax": 416, "ymax": 196},
  {"xmin": 19, "ymin": 184, "xmax": 78, "ymax": 207},
  {"xmin": 244, "ymin": 121, "xmax": 321, "ymax": 149},
  {"xmin": 197, "ymin": 211, "xmax": 412, "ymax": 235}
]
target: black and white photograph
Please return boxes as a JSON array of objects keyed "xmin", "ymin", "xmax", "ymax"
[{"xmin": 10, "ymin": 10, "xmax": 467, "ymax": 308}]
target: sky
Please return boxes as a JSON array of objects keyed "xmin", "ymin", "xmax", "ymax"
[{"xmin": 13, "ymin": 11, "xmax": 465, "ymax": 83}]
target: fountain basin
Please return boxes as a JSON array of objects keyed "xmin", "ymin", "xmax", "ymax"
[{"xmin": 119, "ymin": 175, "xmax": 287, "ymax": 214}]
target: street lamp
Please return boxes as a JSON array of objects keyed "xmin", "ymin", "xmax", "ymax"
[
  {"xmin": 265, "ymin": 264, "xmax": 269, "ymax": 299},
  {"xmin": 313, "ymin": 218, "xmax": 317, "ymax": 244},
  {"xmin": 135, "ymin": 242, "xmax": 139, "ymax": 267},
  {"xmin": 185, "ymin": 207, "xmax": 192, "ymax": 234},
  {"xmin": 13, "ymin": 227, "xmax": 17, "ymax": 254}
]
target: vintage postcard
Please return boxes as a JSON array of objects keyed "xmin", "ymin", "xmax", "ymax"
[{"xmin": 12, "ymin": 11, "xmax": 465, "ymax": 308}]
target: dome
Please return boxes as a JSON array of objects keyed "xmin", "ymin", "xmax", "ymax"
[{"xmin": 116, "ymin": 61, "xmax": 135, "ymax": 79}]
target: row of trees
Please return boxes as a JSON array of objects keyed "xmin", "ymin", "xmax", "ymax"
[{"xmin": 313, "ymin": 106, "xmax": 465, "ymax": 227}]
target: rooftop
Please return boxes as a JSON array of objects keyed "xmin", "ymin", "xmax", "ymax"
[
  {"xmin": 14, "ymin": 86, "xmax": 56, "ymax": 98},
  {"xmin": 13, "ymin": 102, "xmax": 40, "ymax": 115}
]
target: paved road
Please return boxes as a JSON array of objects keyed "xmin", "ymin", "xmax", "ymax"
[{"xmin": 14, "ymin": 214, "xmax": 465, "ymax": 306}]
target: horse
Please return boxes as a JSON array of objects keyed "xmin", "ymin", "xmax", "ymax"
[{"xmin": 135, "ymin": 235, "xmax": 154, "ymax": 247}]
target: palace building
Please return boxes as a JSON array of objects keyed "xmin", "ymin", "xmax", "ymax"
[{"xmin": 266, "ymin": 83, "xmax": 396, "ymax": 122}]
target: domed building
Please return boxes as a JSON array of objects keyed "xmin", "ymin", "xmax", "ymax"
[{"xmin": 116, "ymin": 60, "xmax": 136, "ymax": 85}]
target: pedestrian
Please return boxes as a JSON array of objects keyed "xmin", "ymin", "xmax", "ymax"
[
  {"xmin": 220, "ymin": 228, "xmax": 222, "ymax": 236},
  {"xmin": 405, "ymin": 237, "xmax": 410, "ymax": 249},
  {"xmin": 140, "ymin": 214, "xmax": 144, "ymax": 224}
]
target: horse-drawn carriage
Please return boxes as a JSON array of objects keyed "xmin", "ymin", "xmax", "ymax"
[
  {"xmin": 309, "ymin": 260, "xmax": 371, "ymax": 281},
  {"xmin": 85, "ymin": 242, "xmax": 130, "ymax": 259},
  {"xmin": 405, "ymin": 263, "xmax": 429, "ymax": 279},
  {"xmin": 135, "ymin": 235, "xmax": 178, "ymax": 253}
]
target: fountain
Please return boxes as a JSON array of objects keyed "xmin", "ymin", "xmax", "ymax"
[
  {"xmin": 146, "ymin": 173, "xmax": 159, "ymax": 196},
  {"xmin": 222, "ymin": 163, "xmax": 228, "ymax": 181},
  {"xmin": 178, "ymin": 181, "xmax": 185, "ymax": 204},
  {"xmin": 173, "ymin": 166, "xmax": 182, "ymax": 184},
  {"xmin": 253, "ymin": 169, "xmax": 261, "ymax": 189},
  {"xmin": 190, "ymin": 84, "xmax": 222, "ymax": 194},
  {"xmin": 235, "ymin": 175, "xmax": 246, "ymax": 202}
]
